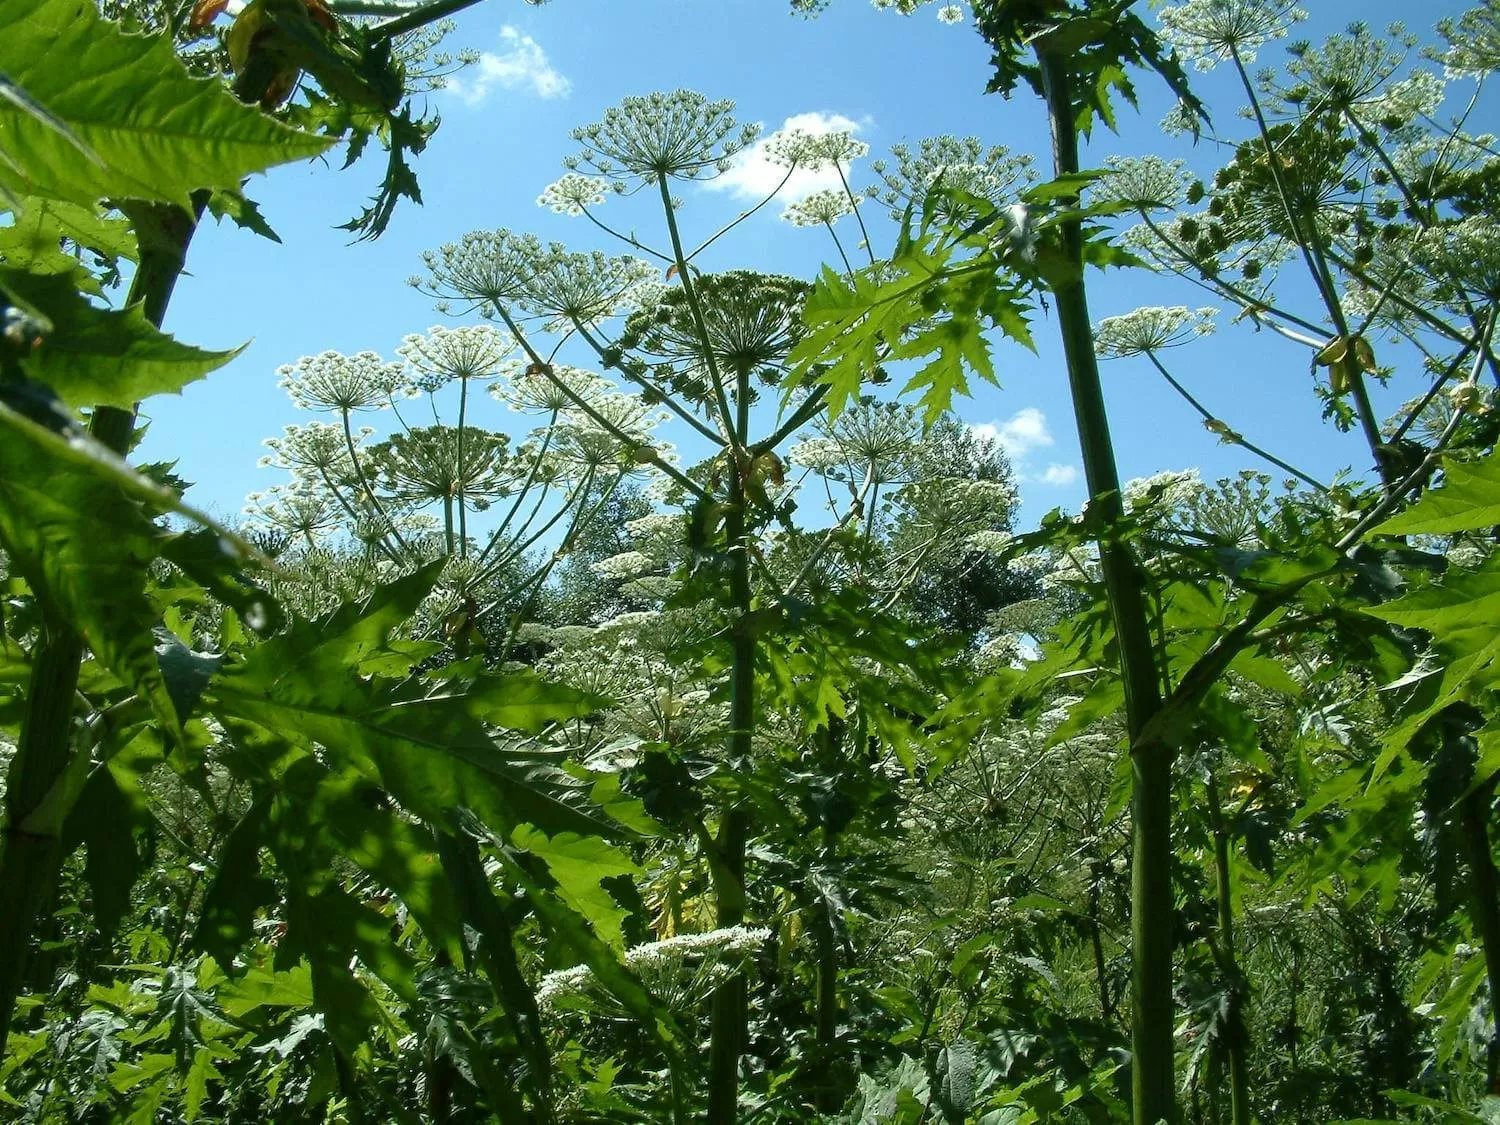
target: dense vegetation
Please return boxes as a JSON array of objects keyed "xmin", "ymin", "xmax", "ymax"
[{"xmin": 2, "ymin": 0, "xmax": 1499, "ymax": 1121}]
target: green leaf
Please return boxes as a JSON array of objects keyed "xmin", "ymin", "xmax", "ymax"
[
  {"xmin": 511, "ymin": 825, "xmax": 640, "ymax": 952},
  {"xmin": 1375, "ymin": 447, "xmax": 1500, "ymax": 535},
  {"xmin": 1365, "ymin": 558, "xmax": 1500, "ymax": 745},
  {"xmin": 210, "ymin": 564, "xmax": 613, "ymax": 842},
  {"xmin": 205, "ymin": 187, "xmax": 282, "ymax": 243},
  {"xmin": 0, "ymin": 0, "xmax": 331, "ymax": 207},
  {"xmin": 156, "ymin": 633, "xmax": 223, "ymax": 722},
  {"xmin": 61, "ymin": 730, "xmax": 160, "ymax": 936},
  {"xmin": 193, "ymin": 798, "xmax": 278, "ymax": 967},
  {"xmin": 0, "ymin": 403, "xmax": 182, "ymax": 741},
  {"xmin": 475, "ymin": 818, "xmax": 689, "ymax": 1067},
  {"xmin": 0, "ymin": 268, "xmax": 241, "ymax": 409},
  {"xmin": 0, "ymin": 197, "xmax": 135, "ymax": 293}
]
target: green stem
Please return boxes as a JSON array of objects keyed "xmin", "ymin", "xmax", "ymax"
[
  {"xmin": 340, "ymin": 407, "xmax": 410, "ymax": 556},
  {"xmin": 0, "ymin": 197, "xmax": 201, "ymax": 1057},
  {"xmin": 824, "ymin": 220, "xmax": 855, "ymax": 277},
  {"xmin": 657, "ymin": 177, "xmax": 739, "ymax": 446},
  {"xmin": 686, "ymin": 163, "xmax": 799, "ymax": 261},
  {"xmin": 1206, "ymin": 769, "xmax": 1251, "ymax": 1125},
  {"xmin": 833, "ymin": 162, "xmax": 876, "ymax": 267},
  {"xmin": 478, "ymin": 412, "xmax": 557, "ymax": 566},
  {"xmin": 577, "ymin": 204, "xmax": 674, "ymax": 264},
  {"xmin": 1228, "ymin": 50, "xmax": 1391, "ymax": 487},
  {"xmin": 1036, "ymin": 49, "xmax": 1175, "ymax": 1125},
  {"xmin": 1142, "ymin": 351, "xmax": 1328, "ymax": 492},
  {"xmin": 366, "ymin": 0, "xmax": 483, "ymax": 42},
  {"xmin": 456, "ymin": 375, "xmax": 469, "ymax": 558},
  {"xmin": 1462, "ymin": 771, "xmax": 1500, "ymax": 1095},
  {"xmin": 707, "ymin": 372, "xmax": 757, "ymax": 1122},
  {"xmin": 570, "ymin": 317, "xmax": 725, "ymax": 445}
]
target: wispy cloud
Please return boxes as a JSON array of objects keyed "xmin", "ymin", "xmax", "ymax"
[
  {"xmin": 447, "ymin": 26, "xmax": 570, "ymax": 105},
  {"xmin": 973, "ymin": 409, "xmax": 1078, "ymax": 488},
  {"xmin": 706, "ymin": 111, "xmax": 870, "ymax": 201}
]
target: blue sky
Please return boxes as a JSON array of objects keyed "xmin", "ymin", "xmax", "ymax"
[{"xmin": 138, "ymin": 0, "xmax": 1486, "ymax": 526}]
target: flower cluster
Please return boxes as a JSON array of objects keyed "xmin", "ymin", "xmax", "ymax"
[
  {"xmin": 537, "ymin": 172, "xmax": 622, "ymax": 215},
  {"xmin": 521, "ymin": 248, "xmax": 658, "ymax": 324},
  {"xmin": 790, "ymin": 399, "xmax": 924, "ymax": 484},
  {"xmin": 870, "ymin": 134, "xmax": 1035, "ymax": 224},
  {"xmin": 397, "ymin": 324, "xmax": 515, "ymax": 393},
  {"xmin": 366, "ymin": 425, "xmax": 518, "ymax": 507},
  {"xmin": 1091, "ymin": 155, "xmax": 1191, "ymax": 211},
  {"xmin": 1414, "ymin": 217, "xmax": 1500, "ymax": 300},
  {"xmin": 493, "ymin": 362, "xmax": 614, "ymax": 415},
  {"xmin": 278, "ymin": 350, "xmax": 406, "ymax": 413},
  {"xmin": 1123, "ymin": 468, "xmax": 1206, "ymax": 512},
  {"xmin": 1432, "ymin": 1, "xmax": 1500, "ymax": 78},
  {"xmin": 764, "ymin": 128, "xmax": 869, "ymax": 170},
  {"xmin": 260, "ymin": 421, "xmax": 369, "ymax": 474},
  {"xmin": 1093, "ymin": 306, "xmax": 1218, "ymax": 358},
  {"xmin": 243, "ymin": 484, "xmax": 342, "ymax": 542},
  {"xmin": 535, "ymin": 926, "xmax": 771, "ymax": 1017},
  {"xmin": 781, "ymin": 188, "xmax": 854, "ymax": 228},
  {"xmin": 620, "ymin": 270, "xmax": 810, "ymax": 393},
  {"xmin": 566, "ymin": 90, "xmax": 761, "ymax": 183},
  {"xmin": 415, "ymin": 229, "xmax": 546, "ymax": 312},
  {"xmin": 1157, "ymin": 0, "xmax": 1306, "ymax": 71}
]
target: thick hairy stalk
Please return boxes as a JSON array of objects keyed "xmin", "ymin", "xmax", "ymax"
[
  {"xmin": 0, "ymin": 199, "xmax": 200, "ymax": 1055},
  {"xmin": 1462, "ymin": 773, "xmax": 1500, "ymax": 1095},
  {"xmin": 1035, "ymin": 50, "xmax": 1175, "ymax": 1125},
  {"xmin": 707, "ymin": 463, "xmax": 756, "ymax": 1122},
  {"xmin": 1207, "ymin": 772, "xmax": 1251, "ymax": 1125}
]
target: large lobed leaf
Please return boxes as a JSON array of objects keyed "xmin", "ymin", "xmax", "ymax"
[
  {"xmin": 1374, "ymin": 446, "xmax": 1500, "ymax": 536},
  {"xmin": 0, "ymin": 404, "xmax": 182, "ymax": 741},
  {"xmin": 0, "ymin": 268, "xmax": 240, "ymax": 408},
  {"xmin": 208, "ymin": 564, "xmax": 614, "ymax": 843},
  {"xmin": 0, "ymin": 0, "xmax": 330, "ymax": 208}
]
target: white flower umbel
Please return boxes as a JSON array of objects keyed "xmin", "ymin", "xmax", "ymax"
[
  {"xmin": 260, "ymin": 421, "xmax": 370, "ymax": 474},
  {"xmin": 936, "ymin": 4, "xmax": 965, "ymax": 23},
  {"xmin": 243, "ymin": 484, "xmax": 342, "ymax": 542},
  {"xmin": 537, "ymin": 172, "xmax": 622, "ymax": 215},
  {"xmin": 567, "ymin": 90, "xmax": 761, "ymax": 184},
  {"xmin": 1433, "ymin": 1, "xmax": 1500, "ymax": 79},
  {"xmin": 278, "ymin": 350, "xmax": 406, "ymax": 413},
  {"xmin": 870, "ymin": 135, "xmax": 1035, "ymax": 223},
  {"xmin": 520, "ymin": 248, "xmax": 658, "ymax": 323},
  {"xmin": 397, "ymin": 324, "xmax": 515, "ymax": 394},
  {"xmin": 1158, "ymin": 0, "xmax": 1306, "ymax": 71},
  {"xmin": 1091, "ymin": 155, "xmax": 1192, "ymax": 211},
  {"xmin": 535, "ymin": 925, "xmax": 771, "ymax": 1018},
  {"xmin": 790, "ymin": 399, "xmax": 924, "ymax": 484},
  {"xmin": 1093, "ymin": 306, "xmax": 1218, "ymax": 358},
  {"xmin": 416, "ymin": 229, "xmax": 546, "ymax": 313},
  {"xmin": 781, "ymin": 188, "xmax": 854, "ymax": 227},
  {"xmin": 1264, "ymin": 22, "xmax": 1436, "ymax": 126},
  {"xmin": 1123, "ymin": 468, "xmax": 1206, "ymax": 511},
  {"xmin": 492, "ymin": 361, "xmax": 614, "ymax": 415},
  {"xmin": 1414, "ymin": 217, "xmax": 1500, "ymax": 300},
  {"xmin": 764, "ymin": 128, "xmax": 870, "ymax": 171}
]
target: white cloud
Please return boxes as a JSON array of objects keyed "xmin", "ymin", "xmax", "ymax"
[
  {"xmin": 991, "ymin": 407, "xmax": 1053, "ymax": 458},
  {"xmin": 973, "ymin": 409, "xmax": 1078, "ymax": 488},
  {"xmin": 447, "ymin": 26, "xmax": 570, "ymax": 105},
  {"xmin": 707, "ymin": 111, "xmax": 869, "ymax": 201}
]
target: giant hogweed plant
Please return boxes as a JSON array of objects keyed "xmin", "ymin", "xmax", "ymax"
[
  {"xmin": 394, "ymin": 90, "xmax": 1039, "ymax": 1118},
  {"xmin": 0, "ymin": 2, "xmax": 708, "ymax": 1122},
  {"xmin": 791, "ymin": 0, "xmax": 1500, "ymax": 1122},
  {"xmin": 246, "ymin": 325, "xmax": 672, "ymax": 655}
]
